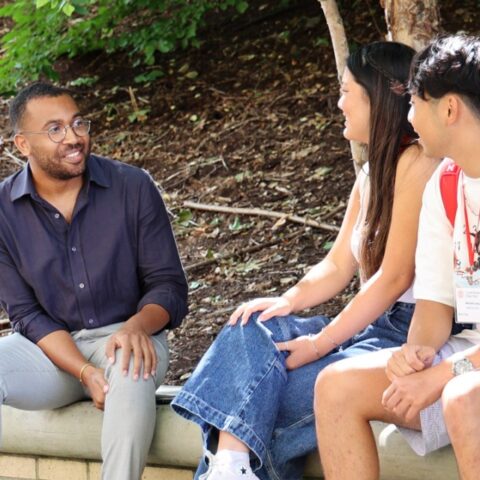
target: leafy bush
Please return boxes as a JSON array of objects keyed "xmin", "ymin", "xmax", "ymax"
[{"xmin": 0, "ymin": 0, "xmax": 250, "ymax": 94}]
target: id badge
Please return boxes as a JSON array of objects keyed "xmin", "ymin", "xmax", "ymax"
[{"xmin": 454, "ymin": 278, "xmax": 480, "ymax": 324}]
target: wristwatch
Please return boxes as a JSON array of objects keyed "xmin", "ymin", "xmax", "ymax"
[{"xmin": 451, "ymin": 357, "xmax": 476, "ymax": 376}]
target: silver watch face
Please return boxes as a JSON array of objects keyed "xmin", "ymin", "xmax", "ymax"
[{"xmin": 453, "ymin": 358, "xmax": 475, "ymax": 376}]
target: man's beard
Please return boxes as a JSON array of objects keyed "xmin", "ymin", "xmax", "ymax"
[{"xmin": 32, "ymin": 141, "xmax": 91, "ymax": 181}]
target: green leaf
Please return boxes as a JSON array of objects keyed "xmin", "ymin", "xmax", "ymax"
[
  {"xmin": 236, "ymin": 1, "xmax": 249, "ymax": 13},
  {"xmin": 69, "ymin": 75, "xmax": 99, "ymax": 86},
  {"xmin": 73, "ymin": 6, "xmax": 89, "ymax": 15},
  {"xmin": 176, "ymin": 209, "xmax": 193, "ymax": 226},
  {"xmin": 323, "ymin": 241, "xmax": 334, "ymax": 251},
  {"xmin": 189, "ymin": 281, "xmax": 202, "ymax": 290},
  {"xmin": 228, "ymin": 216, "xmax": 251, "ymax": 232},
  {"xmin": 314, "ymin": 37, "xmax": 330, "ymax": 47},
  {"xmin": 158, "ymin": 39, "xmax": 174, "ymax": 53},
  {"xmin": 134, "ymin": 70, "xmax": 164, "ymax": 84},
  {"xmin": 128, "ymin": 108, "xmax": 150, "ymax": 123},
  {"xmin": 62, "ymin": 3, "xmax": 75, "ymax": 16}
]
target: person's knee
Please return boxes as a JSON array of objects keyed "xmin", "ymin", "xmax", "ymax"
[
  {"xmin": 442, "ymin": 375, "xmax": 480, "ymax": 432},
  {"xmin": 106, "ymin": 351, "xmax": 156, "ymax": 391},
  {"xmin": 314, "ymin": 363, "xmax": 354, "ymax": 415},
  {"xmin": 220, "ymin": 311, "xmax": 283, "ymax": 344}
]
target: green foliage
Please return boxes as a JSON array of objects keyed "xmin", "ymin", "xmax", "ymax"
[
  {"xmin": 128, "ymin": 108, "xmax": 150, "ymax": 123},
  {"xmin": 0, "ymin": 0, "xmax": 250, "ymax": 94},
  {"xmin": 134, "ymin": 70, "xmax": 164, "ymax": 84},
  {"xmin": 69, "ymin": 75, "xmax": 99, "ymax": 86}
]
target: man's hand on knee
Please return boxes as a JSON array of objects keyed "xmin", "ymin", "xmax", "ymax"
[{"xmin": 105, "ymin": 323, "xmax": 157, "ymax": 381}]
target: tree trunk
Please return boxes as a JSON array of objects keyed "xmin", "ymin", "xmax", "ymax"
[
  {"xmin": 318, "ymin": 0, "xmax": 349, "ymax": 81},
  {"xmin": 382, "ymin": 0, "xmax": 440, "ymax": 50},
  {"xmin": 318, "ymin": 0, "xmax": 364, "ymax": 173}
]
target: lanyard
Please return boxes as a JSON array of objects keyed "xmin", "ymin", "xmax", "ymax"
[{"xmin": 462, "ymin": 180, "xmax": 479, "ymax": 267}]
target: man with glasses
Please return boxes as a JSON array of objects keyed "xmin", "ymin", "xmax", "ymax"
[{"xmin": 0, "ymin": 82, "xmax": 188, "ymax": 480}]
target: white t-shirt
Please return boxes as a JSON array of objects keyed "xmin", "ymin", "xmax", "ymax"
[
  {"xmin": 414, "ymin": 161, "xmax": 480, "ymax": 344},
  {"xmin": 351, "ymin": 164, "xmax": 415, "ymax": 303}
]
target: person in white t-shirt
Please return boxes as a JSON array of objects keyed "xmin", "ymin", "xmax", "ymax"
[{"xmin": 314, "ymin": 34, "xmax": 480, "ymax": 480}]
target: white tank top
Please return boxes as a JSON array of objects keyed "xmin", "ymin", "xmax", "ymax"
[{"xmin": 350, "ymin": 163, "xmax": 415, "ymax": 304}]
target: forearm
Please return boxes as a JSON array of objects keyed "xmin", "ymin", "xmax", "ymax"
[
  {"xmin": 282, "ymin": 258, "xmax": 356, "ymax": 312},
  {"xmin": 417, "ymin": 344, "xmax": 480, "ymax": 397},
  {"xmin": 126, "ymin": 304, "xmax": 170, "ymax": 335},
  {"xmin": 37, "ymin": 330, "xmax": 88, "ymax": 380},
  {"xmin": 407, "ymin": 300, "xmax": 453, "ymax": 351},
  {"xmin": 311, "ymin": 268, "xmax": 412, "ymax": 356}
]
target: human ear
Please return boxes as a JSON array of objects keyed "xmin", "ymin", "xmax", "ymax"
[
  {"xmin": 445, "ymin": 95, "xmax": 460, "ymax": 125},
  {"xmin": 13, "ymin": 134, "xmax": 31, "ymax": 157}
]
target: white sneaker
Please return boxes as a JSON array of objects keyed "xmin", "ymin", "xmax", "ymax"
[{"xmin": 199, "ymin": 451, "xmax": 260, "ymax": 480}]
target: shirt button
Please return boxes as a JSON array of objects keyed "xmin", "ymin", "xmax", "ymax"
[
  {"xmin": 79, "ymin": 283, "xmax": 85, "ymax": 289},
  {"xmin": 54, "ymin": 213, "xmax": 60, "ymax": 219},
  {"xmin": 88, "ymin": 318, "xmax": 94, "ymax": 325},
  {"xmin": 71, "ymin": 246, "xmax": 77, "ymax": 252}
]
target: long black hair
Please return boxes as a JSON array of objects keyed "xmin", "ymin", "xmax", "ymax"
[{"xmin": 347, "ymin": 41, "xmax": 417, "ymax": 280}]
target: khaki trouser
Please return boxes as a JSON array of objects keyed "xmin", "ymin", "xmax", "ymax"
[{"xmin": 0, "ymin": 323, "xmax": 169, "ymax": 480}]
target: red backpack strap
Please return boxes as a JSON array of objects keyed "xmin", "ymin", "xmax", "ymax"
[{"xmin": 439, "ymin": 158, "xmax": 461, "ymax": 227}]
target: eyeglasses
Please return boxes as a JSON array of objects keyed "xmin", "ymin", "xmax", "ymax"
[{"xmin": 17, "ymin": 119, "xmax": 91, "ymax": 143}]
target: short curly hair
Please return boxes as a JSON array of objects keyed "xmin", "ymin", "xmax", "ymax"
[{"xmin": 9, "ymin": 82, "xmax": 73, "ymax": 132}]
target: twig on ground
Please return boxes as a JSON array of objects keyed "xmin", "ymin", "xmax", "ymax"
[
  {"xmin": 3, "ymin": 148, "xmax": 26, "ymax": 168},
  {"xmin": 185, "ymin": 229, "xmax": 305, "ymax": 272},
  {"xmin": 321, "ymin": 202, "xmax": 347, "ymax": 221},
  {"xmin": 203, "ymin": 306, "xmax": 236, "ymax": 318},
  {"xmin": 128, "ymin": 86, "xmax": 140, "ymax": 112},
  {"xmin": 184, "ymin": 201, "xmax": 340, "ymax": 233},
  {"xmin": 218, "ymin": 116, "xmax": 261, "ymax": 136}
]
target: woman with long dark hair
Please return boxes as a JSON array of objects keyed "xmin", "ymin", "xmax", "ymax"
[{"xmin": 172, "ymin": 41, "xmax": 438, "ymax": 480}]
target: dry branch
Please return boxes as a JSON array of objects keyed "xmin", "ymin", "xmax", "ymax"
[{"xmin": 183, "ymin": 201, "xmax": 340, "ymax": 232}]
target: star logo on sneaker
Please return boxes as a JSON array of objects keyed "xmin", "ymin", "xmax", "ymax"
[{"xmin": 241, "ymin": 467, "xmax": 247, "ymax": 475}]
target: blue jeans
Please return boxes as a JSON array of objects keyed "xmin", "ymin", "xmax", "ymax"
[{"xmin": 171, "ymin": 302, "xmax": 414, "ymax": 480}]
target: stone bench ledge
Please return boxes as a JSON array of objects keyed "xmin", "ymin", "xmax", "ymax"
[{"xmin": 1, "ymin": 386, "xmax": 459, "ymax": 479}]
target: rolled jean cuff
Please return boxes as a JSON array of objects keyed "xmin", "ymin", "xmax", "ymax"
[{"xmin": 171, "ymin": 390, "xmax": 267, "ymax": 468}]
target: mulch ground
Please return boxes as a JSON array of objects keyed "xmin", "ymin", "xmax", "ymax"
[{"xmin": 0, "ymin": 0, "xmax": 479, "ymax": 384}]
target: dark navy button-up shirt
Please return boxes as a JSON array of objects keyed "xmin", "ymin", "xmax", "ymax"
[{"xmin": 0, "ymin": 154, "xmax": 188, "ymax": 343}]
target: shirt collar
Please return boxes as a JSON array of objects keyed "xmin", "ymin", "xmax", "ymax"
[
  {"xmin": 10, "ymin": 154, "xmax": 110, "ymax": 202},
  {"xmin": 85, "ymin": 154, "xmax": 110, "ymax": 189},
  {"xmin": 10, "ymin": 164, "xmax": 35, "ymax": 202}
]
